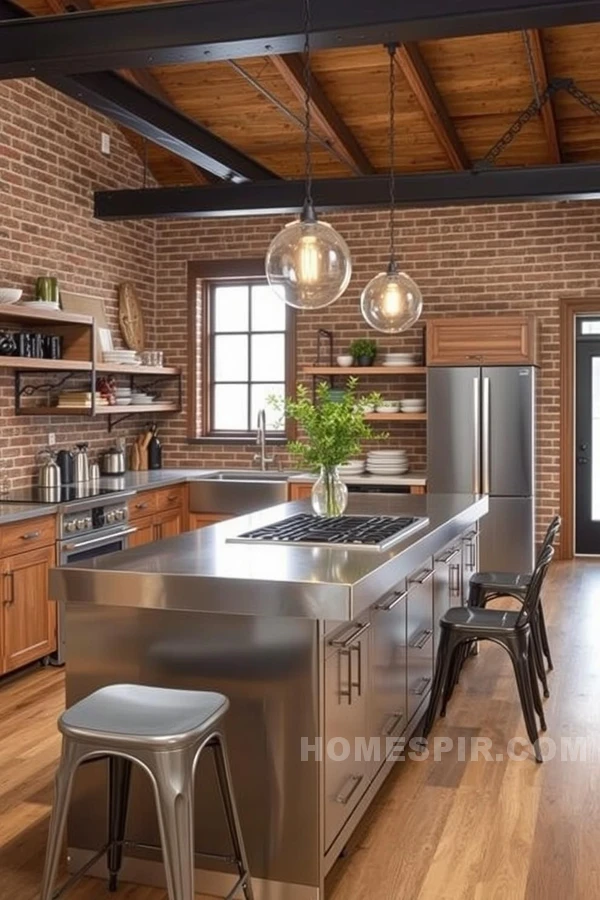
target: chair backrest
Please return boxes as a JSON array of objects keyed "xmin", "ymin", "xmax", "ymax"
[
  {"xmin": 537, "ymin": 515, "xmax": 561, "ymax": 562},
  {"xmin": 517, "ymin": 543, "xmax": 554, "ymax": 627}
]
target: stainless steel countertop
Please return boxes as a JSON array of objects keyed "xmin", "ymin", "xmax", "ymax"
[{"xmin": 52, "ymin": 493, "xmax": 487, "ymax": 621}]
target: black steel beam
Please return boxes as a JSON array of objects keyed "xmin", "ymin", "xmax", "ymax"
[
  {"xmin": 1, "ymin": 0, "xmax": 600, "ymax": 79},
  {"xmin": 0, "ymin": 0, "xmax": 275, "ymax": 182},
  {"xmin": 94, "ymin": 164, "xmax": 600, "ymax": 220}
]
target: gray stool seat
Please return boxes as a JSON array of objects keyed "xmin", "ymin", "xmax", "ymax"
[
  {"xmin": 470, "ymin": 571, "xmax": 531, "ymax": 592},
  {"xmin": 60, "ymin": 684, "xmax": 229, "ymax": 748},
  {"xmin": 41, "ymin": 684, "xmax": 254, "ymax": 900}
]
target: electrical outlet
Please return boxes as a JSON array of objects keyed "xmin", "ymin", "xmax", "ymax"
[
  {"xmin": 101, "ymin": 132, "xmax": 111, "ymax": 155},
  {"xmin": 48, "ymin": 433, "xmax": 56, "ymax": 446}
]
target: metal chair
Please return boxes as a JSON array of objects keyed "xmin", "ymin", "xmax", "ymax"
[
  {"xmin": 422, "ymin": 544, "xmax": 554, "ymax": 763},
  {"xmin": 468, "ymin": 515, "xmax": 560, "ymax": 679},
  {"xmin": 40, "ymin": 684, "xmax": 254, "ymax": 900}
]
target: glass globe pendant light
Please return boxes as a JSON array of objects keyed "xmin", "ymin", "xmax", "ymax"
[
  {"xmin": 361, "ymin": 45, "xmax": 423, "ymax": 333},
  {"xmin": 265, "ymin": 0, "xmax": 352, "ymax": 309}
]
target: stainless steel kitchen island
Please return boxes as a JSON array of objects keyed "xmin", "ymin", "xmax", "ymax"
[{"xmin": 51, "ymin": 493, "xmax": 487, "ymax": 900}]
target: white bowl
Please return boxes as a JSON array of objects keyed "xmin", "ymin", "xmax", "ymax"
[
  {"xmin": 376, "ymin": 403, "xmax": 401, "ymax": 413},
  {"xmin": 0, "ymin": 288, "xmax": 22, "ymax": 305},
  {"xmin": 362, "ymin": 404, "xmax": 376, "ymax": 414},
  {"xmin": 114, "ymin": 398, "xmax": 132, "ymax": 406},
  {"xmin": 337, "ymin": 355, "xmax": 354, "ymax": 367}
]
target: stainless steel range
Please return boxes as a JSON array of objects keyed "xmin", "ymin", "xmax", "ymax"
[{"xmin": 229, "ymin": 512, "xmax": 429, "ymax": 550}]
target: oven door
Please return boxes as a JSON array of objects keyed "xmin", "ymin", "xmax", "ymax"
[{"xmin": 58, "ymin": 526, "xmax": 137, "ymax": 566}]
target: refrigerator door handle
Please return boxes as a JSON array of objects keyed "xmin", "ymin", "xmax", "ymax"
[
  {"xmin": 482, "ymin": 376, "xmax": 491, "ymax": 494},
  {"xmin": 473, "ymin": 376, "xmax": 480, "ymax": 493}
]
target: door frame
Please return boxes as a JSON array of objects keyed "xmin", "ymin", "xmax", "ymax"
[{"xmin": 559, "ymin": 297, "xmax": 600, "ymax": 559}]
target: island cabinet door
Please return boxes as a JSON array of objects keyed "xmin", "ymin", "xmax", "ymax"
[
  {"xmin": 406, "ymin": 562, "xmax": 435, "ymax": 725},
  {"xmin": 433, "ymin": 544, "xmax": 462, "ymax": 656},
  {"xmin": 324, "ymin": 619, "xmax": 370, "ymax": 852},
  {"xmin": 461, "ymin": 528, "xmax": 480, "ymax": 606},
  {"xmin": 369, "ymin": 582, "xmax": 407, "ymax": 778}
]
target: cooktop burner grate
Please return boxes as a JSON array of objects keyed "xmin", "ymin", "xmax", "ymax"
[{"xmin": 229, "ymin": 513, "xmax": 429, "ymax": 551}]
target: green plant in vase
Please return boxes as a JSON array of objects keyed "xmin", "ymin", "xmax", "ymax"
[
  {"xmin": 349, "ymin": 337, "xmax": 377, "ymax": 367},
  {"xmin": 269, "ymin": 378, "xmax": 386, "ymax": 517}
]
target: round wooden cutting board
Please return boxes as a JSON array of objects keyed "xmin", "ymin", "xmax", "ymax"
[{"xmin": 118, "ymin": 282, "xmax": 145, "ymax": 351}]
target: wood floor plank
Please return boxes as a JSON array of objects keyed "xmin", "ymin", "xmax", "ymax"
[{"xmin": 2, "ymin": 561, "xmax": 600, "ymax": 899}]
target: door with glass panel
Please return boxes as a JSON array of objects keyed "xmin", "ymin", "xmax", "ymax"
[{"xmin": 575, "ymin": 318, "xmax": 600, "ymax": 553}]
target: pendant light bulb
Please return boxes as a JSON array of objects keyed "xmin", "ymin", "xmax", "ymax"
[
  {"xmin": 266, "ymin": 204, "xmax": 352, "ymax": 309},
  {"xmin": 361, "ymin": 263, "xmax": 423, "ymax": 333},
  {"xmin": 264, "ymin": 0, "xmax": 351, "ymax": 309}
]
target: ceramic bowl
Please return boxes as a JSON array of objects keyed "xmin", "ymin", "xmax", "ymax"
[{"xmin": 337, "ymin": 355, "xmax": 354, "ymax": 367}]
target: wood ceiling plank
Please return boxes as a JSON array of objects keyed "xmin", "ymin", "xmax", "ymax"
[
  {"xmin": 524, "ymin": 29, "xmax": 562, "ymax": 163},
  {"xmin": 269, "ymin": 53, "xmax": 374, "ymax": 175},
  {"xmin": 395, "ymin": 42, "xmax": 470, "ymax": 170}
]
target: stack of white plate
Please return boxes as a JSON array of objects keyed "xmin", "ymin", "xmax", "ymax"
[
  {"xmin": 339, "ymin": 459, "xmax": 366, "ymax": 476},
  {"xmin": 366, "ymin": 449, "xmax": 409, "ymax": 475},
  {"xmin": 381, "ymin": 352, "xmax": 419, "ymax": 367},
  {"xmin": 114, "ymin": 387, "xmax": 132, "ymax": 406},
  {"xmin": 103, "ymin": 350, "xmax": 140, "ymax": 366},
  {"xmin": 131, "ymin": 391, "xmax": 154, "ymax": 405},
  {"xmin": 400, "ymin": 398, "xmax": 426, "ymax": 413}
]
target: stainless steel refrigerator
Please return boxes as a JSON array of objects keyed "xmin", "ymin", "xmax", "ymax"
[{"xmin": 427, "ymin": 366, "xmax": 535, "ymax": 572}]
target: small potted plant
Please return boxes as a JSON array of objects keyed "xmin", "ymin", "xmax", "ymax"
[
  {"xmin": 270, "ymin": 378, "xmax": 385, "ymax": 517},
  {"xmin": 349, "ymin": 337, "xmax": 377, "ymax": 367}
]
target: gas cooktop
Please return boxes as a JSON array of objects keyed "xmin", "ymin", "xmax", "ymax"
[
  {"xmin": 2, "ymin": 485, "xmax": 128, "ymax": 505},
  {"xmin": 229, "ymin": 513, "xmax": 429, "ymax": 551}
]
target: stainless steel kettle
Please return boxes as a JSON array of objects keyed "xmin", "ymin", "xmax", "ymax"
[
  {"xmin": 73, "ymin": 442, "xmax": 90, "ymax": 483},
  {"xmin": 38, "ymin": 450, "xmax": 61, "ymax": 488},
  {"xmin": 100, "ymin": 447, "xmax": 126, "ymax": 476}
]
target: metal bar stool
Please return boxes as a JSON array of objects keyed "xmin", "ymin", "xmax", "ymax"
[
  {"xmin": 422, "ymin": 544, "xmax": 554, "ymax": 764},
  {"xmin": 40, "ymin": 684, "xmax": 254, "ymax": 900}
]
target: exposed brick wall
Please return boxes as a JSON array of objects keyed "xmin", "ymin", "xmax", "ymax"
[
  {"xmin": 156, "ymin": 201, "xmax": 600, "ymax": 538},
  {"xmin": 0, "ymin": 78, "xmax": 156, "ymax": 488}
]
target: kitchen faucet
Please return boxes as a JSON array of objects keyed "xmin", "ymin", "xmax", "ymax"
[{"xmin": 254, "ymin": 409, "xmax": 275, "ymax": 470}]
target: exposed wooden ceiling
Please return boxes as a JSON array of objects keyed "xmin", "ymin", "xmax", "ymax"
[{"xmin": 13, "ymin": 0, "xmax": 600, "ymax": 188}]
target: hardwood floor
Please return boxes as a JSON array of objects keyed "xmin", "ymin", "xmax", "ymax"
[{"xmin": 2, "ymin": 560, "xmax": 600, "ymax": 899}]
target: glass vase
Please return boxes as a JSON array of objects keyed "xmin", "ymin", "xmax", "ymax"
[{"xmin": 311, "ymin": 466, "xmax": 348, "ymax": 517}]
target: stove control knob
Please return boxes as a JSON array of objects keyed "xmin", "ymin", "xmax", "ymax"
[
  {"xmin": 106, "ymin": 510, "xmax": 116, "ymax": 525},
  {"xmin": 66, "ymin": 520, "xmax": 77, "ymax": 533},
  {"xmin": 85, "ymin": 517, "xmax": 92, "ymax": 529},
  {"xmin": 114, "ymin": 508, "xmax": 125, "ymax": 521},
  {"xmin": 76, "ymin": 518, "xmax": 86, "ymax": 530}
]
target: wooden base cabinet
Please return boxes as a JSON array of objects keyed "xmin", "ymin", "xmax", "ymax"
[
  {"xmin": 188, "ymin": 513, "xmax": 231, "ymax": 530},
  {"xmin": 1, "ymin": 542, "xmax": 56, "ymax": 674},
  {"xmin": 128, "ymin": 487, "xmax": 185, "ymax": 548}
]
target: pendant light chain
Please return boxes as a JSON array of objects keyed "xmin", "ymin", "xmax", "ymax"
[
  {"xmin": 302, "ymin": 0, "xmax": 314, "ymax": 215},
  {"xmin": 387, "ymin": 44, "xmax": 397, "ymax": 271}
]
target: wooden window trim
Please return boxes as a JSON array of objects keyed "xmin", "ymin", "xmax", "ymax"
[
  {"xmin": 559, "ymin": 296, "xmax": 600, "ymax": 560},
  {"xmin": 187, "ymin": 259, "xmax": 296, "ymax": 444}
]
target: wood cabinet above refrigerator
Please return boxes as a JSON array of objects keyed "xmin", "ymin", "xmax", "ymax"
[{"xmin": 426, "ymin": 315, "xmax": 538, "ymax": 366}]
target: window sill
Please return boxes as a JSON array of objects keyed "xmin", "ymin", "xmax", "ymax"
[{"xmin": 187, "ymin": 436, "xmax": 289, "ymax": 446}]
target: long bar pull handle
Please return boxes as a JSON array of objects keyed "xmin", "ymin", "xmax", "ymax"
[
  {"xmin": 63, "ymin": 526, "xmax": 138, "ymax": 552},
  {"xmin": 410, "ymin": 676, "xmax": 432, "ymax": 697},
  {"xmin": 20, "ymin": 530, "xmax": 41, "ymax": 541},
  {"xmin": 3, "ymin": 570, "xmax": 14, "ymax": 606},
  {"xmin": 338, "ymin": 649, "xmax": 352, "ymax": 705},
  {"xmin": 435, "ymin": 548, "xmax": 460, "ymax": 565},
  {"xmin": 335, "ymin": 774, "xmax": 364, "ymax": 806},
  {"xmin": 409, "ymin": 568, "xmax": 434, "ymax": 586},
  {"xmin": 473, "ymin": 376, "xmax": 481, "ymax": 494},
  {"xmin": 376, "ymin": 589, "xmax": 408, "ymax": 611},
  {"xmin": 330, "ymin": 620, "xmax": 371, "ymax": 648},
  {"xmin": 384, "ymin": 712, "xmax": 404, "ymax": 736},
  {"xmin": 409, "ymin": 629, "xmax": 433, "ymax": 650},
  {"xmin": 449, "ymin": 563, "xmax": 461, "ymax": 597},
  {"xmin": 482, "ymin": 375, "xmax": 491, "ymax": 494},
  {"xmin": 350, "ymin": 641, "xmax": 365, "ymax": 697}
]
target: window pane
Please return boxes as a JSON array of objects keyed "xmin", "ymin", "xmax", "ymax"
[
  {"xmin": 251, "ymin": 334, "xmax": 285, "ymax": 381},
  {"xmin": 252, "ymin": 384, "xmax": 285, "ymax": 431},
  {"xmin": 214, "ymin": 335, "xmax": 248, "ymax": 382},
  {"xmin": 251, "ymin": 285, "xmax": 286, "ymax": 331},
  {"xmin": 213, "ymin": 384, "xmax": 248, "ymax": 431},
  {"xmin": 213, "ymin": 285, "xmax": 249, "ymax": 332}
]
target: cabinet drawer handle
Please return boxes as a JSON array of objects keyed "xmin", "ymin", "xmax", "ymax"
[
  {"xmin": 410, "ymin": 676, "xmax": 432, "ymax": 696},
  {"xmin": 409, "ymin": 628, "xmax": 433, "ymax": 650},
  {"xmin": 384, "ymin": 712, "xmax": 404, "ymax": 736},
  {"xmin": 3, "ymin": 570, "xmax": 14, "ymax": 604},
  {"xmin": 465, "ymin": 354, "xmax": 483, "ymax": 361},
  {"xmin": 409, "ymin": 568, "xmax": 434, "ymax": 585},
  {"xmin": 135, "ymin": 502, "xmax": 149, "ymax": 510},
  {"xmin": 449, "ymin": 563, "xmax": 461, "ymax": 596},
  {"xmin": 330, "ymin": 620, "xmax": 371, "ymax": 649},
  {"xmin": 376, "ymin": 588, "xmax": 407, "ymax": 611},
  {"xmin": 167, "ymin": 494, "xmax": 178, "ymax": 502},
  {"xmin": 435, "ymin": 548, "xmax": 460, "ymax": 564},
  {"xmin": 335, "ymin": 774, "xmax": 364, "ymax": 806},
  {"xmin": 20, "ymin": 530, "xmax": 41, "ymax": 541}
]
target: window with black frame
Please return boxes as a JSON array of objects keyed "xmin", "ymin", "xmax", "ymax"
[{"xmin": 203, "ymin": 279, "xmax": 294, "ymax": 439}]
